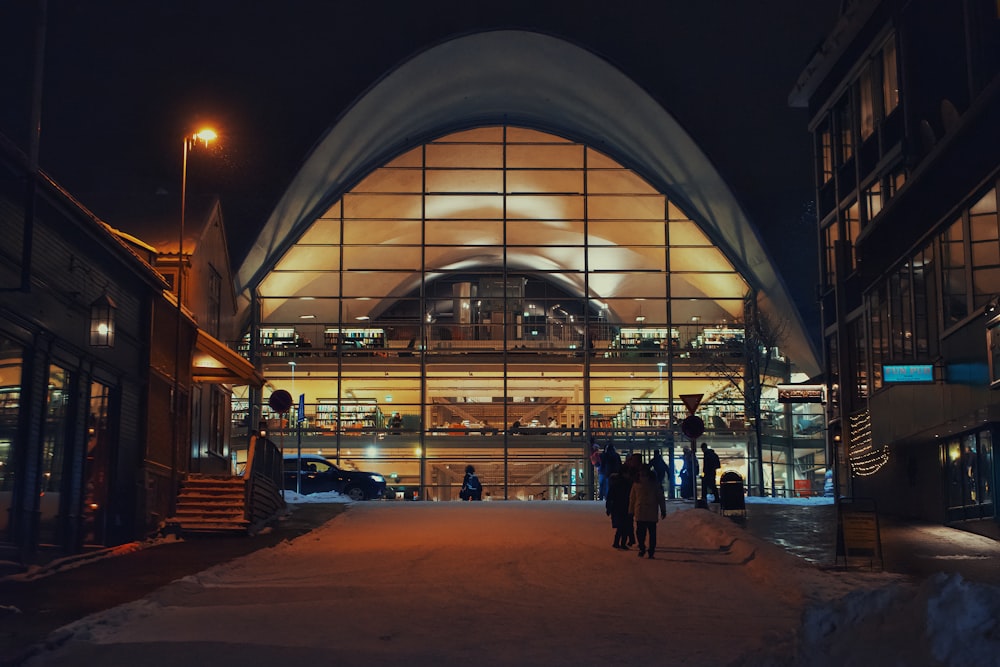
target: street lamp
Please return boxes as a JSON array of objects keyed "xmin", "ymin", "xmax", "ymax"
[{"xmin": 172, "ymin": 127, "xmax": 217, "ymax": 496}]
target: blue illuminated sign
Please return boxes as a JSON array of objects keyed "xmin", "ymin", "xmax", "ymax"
[{"xmin": 883, "ymin": 364, "xmax": 933, "ymax": 383}]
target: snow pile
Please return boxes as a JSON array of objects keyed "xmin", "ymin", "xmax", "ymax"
[
  {"xmin": 785, "ymin": 572, "xmax": 1000, "ymax": 667},
  {"xmin": 280, "ymin": 489, "xmax": 352, "ymax": 504}
]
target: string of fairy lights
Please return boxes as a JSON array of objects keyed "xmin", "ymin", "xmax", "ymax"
[{"xmin": 848, "ymin": 409, "xmax": 889, "ymax": 476}]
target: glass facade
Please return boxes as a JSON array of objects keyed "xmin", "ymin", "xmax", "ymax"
[{"xmin": 238, "ymin": 127, "xmax": 823, "ymax": 499}]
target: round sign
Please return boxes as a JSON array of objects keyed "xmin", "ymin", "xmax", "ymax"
[
  {"xmin": 268, "ymin": 389, "xmax": 293, "ymax": 413},
  {"xmin": 681, "ymin": 415, "xmax": 705, "ymax": 439}
]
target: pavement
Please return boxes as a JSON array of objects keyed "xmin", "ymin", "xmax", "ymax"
[{"xmin": 1, "ymin": 500, "xmax": 998, "ymax": 666}]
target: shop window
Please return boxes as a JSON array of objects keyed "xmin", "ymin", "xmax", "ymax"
[{"xmin": 945, "ymin": 431, "xmax": 993, "ymax": 516}]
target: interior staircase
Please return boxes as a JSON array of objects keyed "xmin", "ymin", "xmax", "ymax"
[{"xmin": 166, "ymin": 474, "xmax": 250, "ymax": 534}]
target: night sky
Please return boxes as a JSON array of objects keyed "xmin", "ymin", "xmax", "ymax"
[{"xmin": 1, "ymin": 0, "xmax": 841, "ymax": 339}]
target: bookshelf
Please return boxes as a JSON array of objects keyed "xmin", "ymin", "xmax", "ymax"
[{"xmin": 315, "ymin": 398, "xmax": 382, "ymax": 433}]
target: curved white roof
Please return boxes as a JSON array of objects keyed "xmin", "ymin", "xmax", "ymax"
[{"xmin": 237, "ymin": 30, "xmax": 819, "ymax": 376}]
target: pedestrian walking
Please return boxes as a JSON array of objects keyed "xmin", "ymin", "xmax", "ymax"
[
  {"xmin": 605, "ymin": 470, "xmax": 633, "ymax": 549},
  {"xmin": 628, "ymin": 466, "xmax": 666, "ymax": 558},
  {"xmin": 460, "ymin": 464, "xmax": 483, "ymax": 501},
  {"xmin": 701, "ymin": 442, "xmax": 721, "ymax": 502}
]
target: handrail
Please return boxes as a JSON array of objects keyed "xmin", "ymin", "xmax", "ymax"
[{"xmin": 241, "ymin": 435, "xmax": 285, "ymax": 523}]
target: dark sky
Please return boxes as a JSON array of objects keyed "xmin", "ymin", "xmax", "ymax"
[{"xmin": 1, "ymin": 0, "xmax": 840, "ymax": 337}]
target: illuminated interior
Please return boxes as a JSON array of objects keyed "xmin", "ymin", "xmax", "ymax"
[{"xmin": 233, "ymin": 126, "xmax": 826, "ymax": 500}]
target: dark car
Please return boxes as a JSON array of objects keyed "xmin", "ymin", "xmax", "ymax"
[{"xmin": 283, "ymin": 454, "xmax": 387, "ymax": 500}]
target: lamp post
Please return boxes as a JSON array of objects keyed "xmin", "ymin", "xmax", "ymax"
[{"xmin": 172, "ymin": 128, "xmax": 217, "ymax": 500}]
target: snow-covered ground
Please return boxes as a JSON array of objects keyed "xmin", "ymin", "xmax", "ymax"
[{"xmin": 14, "ymin": 498, "xmax": 1000, "ymax": 666}]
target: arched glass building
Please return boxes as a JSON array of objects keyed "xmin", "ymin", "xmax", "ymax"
[{"xmin": 233, "ymin": 32, "xmax": 822, "ymax": 500}]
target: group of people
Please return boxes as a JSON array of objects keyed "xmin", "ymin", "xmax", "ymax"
[
  {"xmin": 593, "ymin": 440, "xmax": 723, "ymax": 558},
  {"xmin": 599, "ymin": 446, "xmax": 667, "ymax": 558},
  {"xmin": 677, "ymin": 442, "xmax": 721, "ymax": 502}
]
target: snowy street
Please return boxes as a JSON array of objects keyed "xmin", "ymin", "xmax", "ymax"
[{"xmin": 22, "ymin": 501, "xmax": 1000, "ymax": 666}]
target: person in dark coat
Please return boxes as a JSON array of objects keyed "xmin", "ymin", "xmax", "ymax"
[
  {"xmin": 605, "ymin": 471, "xmax": 634, "ymax": 549},
  {"xmin": 623, "ymin": 452, "xmax": 644, "ymax": 482},
  {"xmin": 701, "ymin": 442, "xmax": 721, "ymax": 502},
  {"xmin": 600, "ymin": 443, "xmax": 622, "ymax": 501},
  {"xmin": 628, "ymin": 465, "xmax": 667, "ymax": 559},
  {"xmin": 650, "ymin": 448, "xmax": 672, "ymax": 498},
  {"xmin": 460, "ymin": 464, "xmax": 483, "ymax": 501},
  {"xmin": 679, "ymin": 446, "xmax": 699, "ymax": 500}
]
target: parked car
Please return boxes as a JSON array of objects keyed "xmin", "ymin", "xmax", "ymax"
[{"xmin": 283, "ymin": 454, "xmax": 387, "ymax": 500}]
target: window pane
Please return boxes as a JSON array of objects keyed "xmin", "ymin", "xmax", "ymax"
[
  {"xmin": 507, "ymin": 220, "xmax": 584, "ymax": 245},
  {"xmin": 507, "ymin": 170, "xmax": 582, "ymax": 194},
  {"xmin": 587, "ymin": 169, "xmax": 657, "ymax": 195},
  {"xmin": 344, "ymin": 193, "xmax": 422, "ymax": 219},
  {"xmin": 426, "ymin": 194, "xmax": 504, "ymax": 219},
  {"xmin": 670, "ymin": 247, "xmax": 737, "ymax": 273},
  {"xmin": 882, "ymin": 38, "xmax": 899, "ymax": 114},
  {"xmin": 506, "ymin": 144, "xmax": 584, "ymax": 169},
  {"xmin": 589, "ymin": 246, "xmax": 666, "ymax": 271},
  {"xmin": 354, "ymin": 168, "xmax": 423, "ymax": 193},
  {"xmin": 426, "ymin": 169, "xmax": 503, "ymax": 193},
  {"xmin": 425, "ymin": 143, "xmax": 503, "ymax": 168},
  {"xmin": 344, "ymin": 246, "xmax": 422, "ymax": 271},
  {"xmin": 425, "ymin": 220, "xmax": 503, "ymax": 245},
  {"xmin": 588, "ymin": 195, "xmax": 664, "ymax": 220},
  {"xmin": 865, "ymin": 180, "xmax": 883, "ymax": 221},
  {"xmin": 590, "ymin": 220, "xmax": 665, "ymax": 245},
  {"xmin": 506, "ymin": 194, "xmax": 584, "ymax": 220},
  {"xmin": 275, "ymin": 245, "xmax": 340, "ymax": 272},
  {"xmin": 942, "ymin": 217, "xmax": 968, "ymax": 326},
  {"xmin": 859, "ymin": 64, "xmax": 875, "ymax": 140}
]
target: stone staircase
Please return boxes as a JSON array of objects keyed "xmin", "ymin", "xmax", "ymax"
[{"xmin": 166, "ymin": 474, "xmax": 250, "ymax": 534}]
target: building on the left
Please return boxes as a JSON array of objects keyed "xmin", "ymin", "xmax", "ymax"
[{"xmin": 0, "ymin": 133, "xmax": 267, "ymax": 566}]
